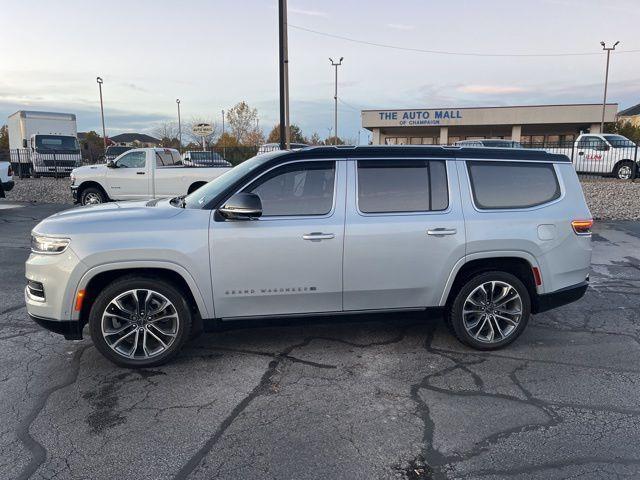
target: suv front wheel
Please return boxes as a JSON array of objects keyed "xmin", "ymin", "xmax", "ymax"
[
  {"xmin": 89, "ymin": 276, "xmax": 192, "ymax": 368},
  {"xmin": 448, "ymin": 271, "xmax": 531, "ymax": 350}
]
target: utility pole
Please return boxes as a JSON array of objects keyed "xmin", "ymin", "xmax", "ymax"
[
  {"xmin": 221, "ymin": 109, "xmax": 226, "ymax": 157},
  {"xmin": 96, "ymin": 77, "xmax": 106, "ymax": 148},
  {"xmin": 600, "ymin": 41, "xmax": 619, "ymax": 132},
  {"xmin": 176, "ymin": 99, "xmax": 182, "ymax": 151},
  {"xmin": 329, "ymin": 57, "xmax": 343, "ymax": 145},
  {"xmin": 278, "ymin": 0, "xmax": 290, "ymax": 150}
]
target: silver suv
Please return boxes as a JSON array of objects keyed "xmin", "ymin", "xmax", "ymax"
[{"xmin": 26, "ymin": 146, "xmax": 593, "ymax": 367}]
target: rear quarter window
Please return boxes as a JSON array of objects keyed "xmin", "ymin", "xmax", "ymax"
[{"xmin": 467, "ymin": 161, "xmax": 560, "ymax": 209}]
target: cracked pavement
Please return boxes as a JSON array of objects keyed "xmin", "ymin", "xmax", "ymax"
[{"xmin": 2, "ymin": 203, "xmax": 640, "ymax": 479}]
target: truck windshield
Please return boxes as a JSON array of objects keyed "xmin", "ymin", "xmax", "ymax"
[
  {"xmin": 183, "ymin": 152, "xmax": 284, "ymax": 209},
  {"xmin": 602, "ymin": 135, "xmax": 636, "ymax": 147},
  {"xmin": 35, "ymin": 135, "xmax": 79, "ymax": 151}
]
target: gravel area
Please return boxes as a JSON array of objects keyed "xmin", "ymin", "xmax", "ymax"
[
  {"xmin": 5, "ymin": 177, "xmax": 74, "ymax": 204},
  {"xmin": 581, "ymin": 179, "xmax": 640, "ymax": 221},
  {"xmin": 4, "ymin": 176, "xmax": 640, "ymax": 220}
]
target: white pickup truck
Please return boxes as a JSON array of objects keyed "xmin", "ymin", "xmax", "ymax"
[
  {"xmin": 0, "ymin": 159, "xmax": 14, "ymax": 198},
  {"xmin": 545, "ymin": 134, "xmax": 638, "ymax": 179},
  {"xmin": 70, "ymin": 148, "xmax": 230, "ymax": 205}
]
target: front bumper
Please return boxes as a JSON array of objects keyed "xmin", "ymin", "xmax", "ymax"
[
  {"xmin": 533, "ymin": 280, "xmax": 589, "ymax": 314},
  {"xmin": 29, "ymin": 314, "xmax": 83, "ymax": 340},
  {"xmin": 71, "ymin": 185, "xmax": 79, "ymax": 202},
  {"xmin": 25, "ymin": 246, "xmax": 85, "ymax": 325},
  {"xmin": 2, "ymin": 180, "xmax": 15, "ymax": 192}
]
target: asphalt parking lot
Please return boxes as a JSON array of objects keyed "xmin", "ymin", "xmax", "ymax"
[{"xmin": 2, "ymin": 203, "xmax": 640, "ymax": 480}]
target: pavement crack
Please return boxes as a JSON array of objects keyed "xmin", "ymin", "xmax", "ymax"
[
  {"xmin": 15, "ymin": 344, "xmax": 90, "ymax": 480},
  {"xmin": 172, "ymin": 336, "xmax": 317, "ymax": 480}
]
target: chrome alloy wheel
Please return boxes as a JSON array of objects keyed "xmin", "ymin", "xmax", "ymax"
[
  {"xmin": 84, "ymin": 192, "xmax": 103, "ymax": 205},
  {"xmin": 462, "ymin": 281, "xmax": 523, "ymax": 344},
  {"xmin": 101, "ymin": 289, "xmax": 179, "ymax": 359},
  {"xmin": 617, "ymin": 165, "xmax": 632, "ymax": 180}
]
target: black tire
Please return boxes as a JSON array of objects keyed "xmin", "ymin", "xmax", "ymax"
[
  {"xmin": 80, "ymin": 186, "xmax": 107, "ymax": 206},
  {"xmin": 0, "ymin": 182, "xmax": 5, "ymax": 198},
  {"xmin": 447, "ymin": 271, "xmax": 531, "ymax": 350},
  {"xmin": 89, "ymin": 275, "xmax": 192, "ymax": 368},
  {"xmin": 614, "ymin": 161, "xmax": 635, "ymax": 180}
]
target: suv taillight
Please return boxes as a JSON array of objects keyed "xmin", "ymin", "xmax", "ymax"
[
  {"xmin": 572, "ymin": 219, "xmax": 593, "ymax": 235},
  {"xmin": 7, "ymin": 165, "xmax": 13, "ymax": 177}
]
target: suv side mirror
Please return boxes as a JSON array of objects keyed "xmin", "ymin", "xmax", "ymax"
[
  {"xmin": 106, "ymin": 160, "xmax": 116, "ymax": 168},
  {"xmin": 219, "ymin": 193, "xmax": 262, "ymax": 220}
]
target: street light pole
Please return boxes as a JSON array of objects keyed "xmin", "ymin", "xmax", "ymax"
[
  {"xmin": 329, "ymin": 57, "xmax": 343, "ymax": 145},
  {"xmin": 96, "ymin": 77, "xmax": 106, "ymax": 148},
  {"xmin": 221, "ymin": 109, "xmax": 226, "ymax": 157},
  {"xmin": 176, "ymin": 99, "xmax": 182, "ymax": 151},
  {"xmin": 600, "ymin": 41, "xmax": 619, "ymax": 132},
  {"xmin": 278, "ymin": 0, "xmax": 288, "ymax": 150}
]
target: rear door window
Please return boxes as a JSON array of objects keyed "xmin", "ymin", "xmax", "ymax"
[
  {"xmin": 357, "ymin": 160, "xmax": 448, "ymax": 213},
  {"xmin": 467, "ymin": 161, "xmax": 560, "ymax": 209}
]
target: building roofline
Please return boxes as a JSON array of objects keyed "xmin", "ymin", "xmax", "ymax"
[{"xmin": 360, "ymin": 103, "xmax": 618, "ymax": 113}]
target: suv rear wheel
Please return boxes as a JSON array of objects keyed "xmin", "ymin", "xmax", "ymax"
[
  {"xmin": 89, "ymin": 276, "xmax": 192, "ymax": 368},
  {"xmin": 448, "ymin": 271, "xmax": 531, "ymax": 350}
]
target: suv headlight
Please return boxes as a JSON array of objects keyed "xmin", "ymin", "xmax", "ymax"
[{"xmin": 31, "ymin": 234, "xmax": 70, "ymax": 254}]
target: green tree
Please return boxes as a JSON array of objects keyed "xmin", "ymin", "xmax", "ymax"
[
  {"xmin": 266, "ymin": 124, "xmax": 307, "ymax": 144},
  {"xmin": 226, "ymin": 102, "xmax": 260, "ymax": 145},
  {"xmin": 0, "ymin": 125, "xmax": 9, "ymax": 151},
  {"xmin": 605, "ymin": 120, "xmax": 640, "ymax": 144},
  {"xmin": 79, "ymin": 131, "xmax": 104, "ymax": 160}
]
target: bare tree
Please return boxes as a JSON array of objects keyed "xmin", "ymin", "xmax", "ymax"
[
  {"xmin": 152, "ymin": 121, "xmax": 180, "ymax": 148},
  {"xmin": 226, "ymin": 102, "xmax": 261, "ymax": 145}
]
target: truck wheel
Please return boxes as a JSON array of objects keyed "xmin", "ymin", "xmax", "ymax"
[
  {"xmin": 89, "ymin": 276, "xmax": 192, "ymax": 368},
  {"xmin": 81, "ymin": 187, "xmax": 106, "ymax": 205},
  {"xmin": 614, "ymin": 161, "xmax": 634, "ymax": 180},
  {"xmin": 447, "ymin": 271, "xmax": 531, "ymax": 350}
]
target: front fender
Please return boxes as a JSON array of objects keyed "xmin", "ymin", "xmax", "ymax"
[{"xmin": 70, "ymin": 260, "xmax": 212, "ymax": 321}]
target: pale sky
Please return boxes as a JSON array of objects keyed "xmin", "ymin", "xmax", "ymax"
[{"xmin": 1, "ymin": 0, "xmax": 639, "ymax": 143}]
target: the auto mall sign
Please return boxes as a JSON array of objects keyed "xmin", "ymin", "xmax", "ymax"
[{"xmin": 376, "ymin": 109, "xmax": 463, "ymax": 126}]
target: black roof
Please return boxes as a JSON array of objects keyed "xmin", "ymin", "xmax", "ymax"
[
  {"xmin": 619, "ymin": 103, "xmax": 640, "ymax": 117},
  {"xmin": 273, "ymin": 145, "xmax": 571, "ymax": 162}
]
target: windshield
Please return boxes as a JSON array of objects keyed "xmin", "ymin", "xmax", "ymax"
[
  {"xmin": 183, "ymin": 152, "xmax": 283, "ymax": 209},
  {"xmin": 35, "ymin": 135, "xmax": 79, "ymax": 151},
  {"xmin": 603, "ymin": 135, "xmax": 636, "ymax": 147}
]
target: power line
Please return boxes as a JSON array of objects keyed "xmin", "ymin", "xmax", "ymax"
[{"xmin": 289, "ymin": 24, "xmax": 640, "ymax": 58}]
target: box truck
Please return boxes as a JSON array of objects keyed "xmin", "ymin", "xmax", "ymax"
[{"xmin": 8, "ymin": 111, "xmax": 81, "ymax": 177}]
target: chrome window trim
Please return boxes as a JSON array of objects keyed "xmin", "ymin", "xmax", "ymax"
[
  {"xmin": 353, "ymin": 157, "xmax": 452, "ymax": 218},
  {"xmin": 464, "ymin": 161, "xmax": 566, "ymax": 213},
  {"xmin": 225, "ymin": 158, "xmax": 341, "ymax": 221}
]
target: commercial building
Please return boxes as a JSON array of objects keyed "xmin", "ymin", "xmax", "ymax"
[
  {"xmin": 362, "ymin": 103, "xmax": 618, "ymax": 146},
  {"xmin": 618, "ymin": 103, "xmax": 640, "ymax": 127}
]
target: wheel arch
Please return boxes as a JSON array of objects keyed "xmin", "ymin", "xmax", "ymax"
[
  {"xmin": 441, "ymin": 252, "xmax": 541, "ymax": 312},
  {"xmin": 77, "ymin": 180, "xmax": 110, "ymax": 202},
  {"xmin": 73, "ymin": 262, "xmax": 210, "ymax": 328}
]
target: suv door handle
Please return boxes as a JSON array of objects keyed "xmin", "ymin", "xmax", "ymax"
[
  {"xmin": 136, "ymin": 171, "xmax": 146, "ymax": 175},
  {"xmin": 427, "ymin": 228, "xmax": 457, "ymax": 236},
  {"xmin": 303, "ymin": 232, "xmax": 335, "ymax": 241}
]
